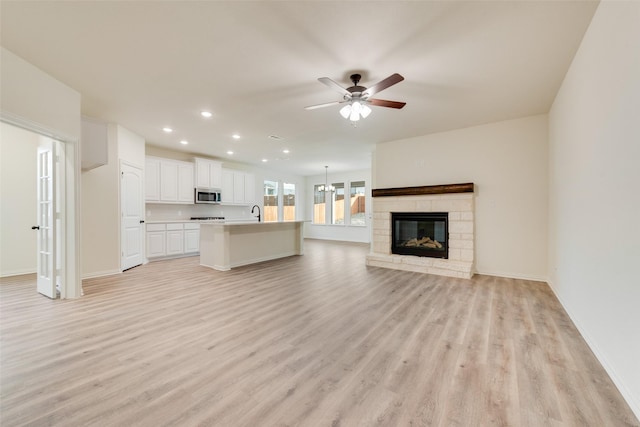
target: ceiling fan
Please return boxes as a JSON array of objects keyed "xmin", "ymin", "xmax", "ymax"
[{"xmin": 305, "ymin": 73, "xmax": 406, "ymax": 122}]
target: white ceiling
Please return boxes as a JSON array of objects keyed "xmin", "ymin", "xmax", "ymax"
[{"xmin": 1, "ymin": 1, "xmax": 598, "ymax": 176}]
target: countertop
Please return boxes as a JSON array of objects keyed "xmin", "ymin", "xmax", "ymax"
[
  {"xmin": 145, "ymin": 219, "xmax": 258, "ymax": 224},
  {"xmin": 200, "ymin": 220, "xmax": 307, "ymax": 226}
]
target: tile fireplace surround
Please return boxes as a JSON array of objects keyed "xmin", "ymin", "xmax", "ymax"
[{"xmin": 366, "ymin": 183, "xmax": 475, "ymax": 279}]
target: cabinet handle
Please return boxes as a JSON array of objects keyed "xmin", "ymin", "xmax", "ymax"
[
  {"xmin": 31, "ymin": 226, "xmax": 40, "ymax": 230},
  {"xmin": 140, "ymin": 220, "xmax": 145, "ymax": 224}
]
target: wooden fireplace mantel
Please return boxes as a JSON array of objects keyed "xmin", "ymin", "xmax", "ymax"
[{"xmin": 371, "ymin": 183, "xmax": 474, "ymax": 198}]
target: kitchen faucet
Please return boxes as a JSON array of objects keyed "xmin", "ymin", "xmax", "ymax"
[{"xmin": 251, "ymin": 205, "xmax": 261, "ymax": 222}]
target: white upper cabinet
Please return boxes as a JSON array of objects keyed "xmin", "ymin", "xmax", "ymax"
[
  {"xmin": 195, "ymin": 158, "xmax": 222, "ymax": 189},
  {"xmin": 221, "ymin": 169, "xmax": 255, "ymax": 205},
  {"xmin": 160, "ymin": 161, "xmax": 179, "ymax": 202},
  {"xmin": 233, "ymin": 172, "xmax": 245, "ymax": 203},
  {"xmin": 244, "ymin": 173, "xmax": 255, "ymax": 205},
  {"xmin": 145, "ymin": 156, "xmax": 194, "ymax": 204},
  {"xmin": 145, "ymin": 157, "xmax": 161, "ymax": 201},
  {"xmin": 221, "ymin": 169, "xmax": 234, "ymax": 204},
  {"xmin": 177, "ymin": 163, "xmax": 194, "ymax": 203}
]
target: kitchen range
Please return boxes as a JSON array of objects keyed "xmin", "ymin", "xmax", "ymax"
[{"xmin": 190, "ymin": 216, "xmax": 225, "ymax": 221}]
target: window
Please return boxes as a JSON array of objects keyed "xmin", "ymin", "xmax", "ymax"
[
  {"xmin": 331, "ymin": 182, "xmax": 345, "ymax": 225},
  {"xmin": 263, "ymin": 180, "xmax": 278, "ymax": 222},
  {"xmin": 313, "ymin": 179, "xmax": 367, "ymax": 226},
  {"xmin": 283, "ymin": 182, "xmax": 295, "ymax": 221},
  {"xmin": 313, "ymin": 184, "xmax": 326, "ymax": 224},
  {"xmin": 350, "ymin": 181, "xmax": 366, "ymax": 226}
]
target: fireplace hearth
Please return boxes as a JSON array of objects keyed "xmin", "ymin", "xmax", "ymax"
[{"xmin": 392, "ymin": 212, "xmax": 448, "ymax": 259}]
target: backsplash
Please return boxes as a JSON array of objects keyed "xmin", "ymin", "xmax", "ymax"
[{"xmin": 145, "ymin": 203, "xmax": 256, "ymax": 221}]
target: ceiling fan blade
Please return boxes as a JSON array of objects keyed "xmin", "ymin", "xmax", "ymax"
[
  {"xmin": 318, "ymin": 77, "xmax": 351, "ymax": 97},
  {"xmin": 304, "ymin": 101, "xmax": 343, "ymax": 110},
  {"xmin": 368, "ymin": 99, "xmax": 407, "ymax": 109},
  {"xmin": 361, "ymin": 73, "xmax": 404, "ymax": 98}
]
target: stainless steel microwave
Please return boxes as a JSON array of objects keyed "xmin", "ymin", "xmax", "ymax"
[{"xmin": 195, "ymin": 188, "xmax": 221, "ymax": 204}]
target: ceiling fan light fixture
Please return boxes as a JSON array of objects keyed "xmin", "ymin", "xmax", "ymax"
[
  {"xmin": 307, "ymin": 72, "xmax": 405, "ymax": 122},
  {"xmin": 339, "ymin": 105, "xmax": 351, "ymax": 119}
]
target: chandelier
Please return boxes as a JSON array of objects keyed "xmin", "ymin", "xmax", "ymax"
[{"xmin": 318, "ymin": 166, "xmax": 335, "ymax": 193}]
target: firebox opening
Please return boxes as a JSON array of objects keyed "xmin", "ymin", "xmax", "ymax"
[{"xmin": 391, "ymin": 212, "xmax": 448, "ymax": 259}]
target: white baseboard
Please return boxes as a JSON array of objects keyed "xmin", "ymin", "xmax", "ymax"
[
  {"xmin": 547, "ymin": 279, "xmax": 640, "ymax": 421},
  {"xmin": 0, "ymin": 268, "xmax": 37, "ymax": 278},
  {"xmin": 475, "ymin": 269, "xmax": 547, "ymax": 282},
  {"xmin": 81, "ymin": 269, "xmax": 121, "ymax": 280}
]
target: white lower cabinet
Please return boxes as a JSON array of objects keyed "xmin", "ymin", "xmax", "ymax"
[
  {"xmin": 166, "ymin": 224, "xmax": 184, "ymax": 255},
  {"xmin": 184, "ymin": 223, "xmax": 200, "ymax": 253},
  {"xmin": 146, "ymin": 222, "xmax": 200, "ymax": 260},
  {"xmin": 146, "ymin": 224, "xmax": 166, "ymax": 258}
]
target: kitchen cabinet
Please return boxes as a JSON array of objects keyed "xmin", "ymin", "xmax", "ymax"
[
  {"xmin": 146, "ymin": 223, "xmax": 166, "ymax": 258},
  {"xmin": 195, "ymin": 158, "xmax": 222, "ymax": 189},
  {"xmin": 221, "ymin": 169, "xmax": 255, "ymax": 205},
  {"xmin": 145, "ymin": 156, "xmax": 194, "ymax": 204},
  {"xmin": 160, "ymin": 161, "xmax": 179, "ymax": 202},
  {"xmin": 146, "ymin": 222, "xmax": 200, "ymax": 260},
  {"xmin": 184, "ymin": 223, "xmax": 200, "ymax": 253},
  {"xmin": 145, "ymin": 157, "xmax": 161, "ymax": 201},
  {"xmin": 166, "ymin": 224, "xmax": 184, "ymax": 255},
  {"xmin": 177, "ymin": 163, "xmax": 194, "ymax": 202},
  {"xmin": 244, "ymin": 173, "xmax": 255, "ymax": 205},
  {"xmin": 221, "ymin": 169, "xmax": 234, "ymax": 204}
]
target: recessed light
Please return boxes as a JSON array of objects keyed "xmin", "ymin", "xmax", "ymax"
[
  {"xmin": 261, "ymin": 158, "xmax": 268, "ymax": 163},
  {"xmin": 180, "ymin": 140, "xmax": 188, "ymax": 145},
  {"xmin": 227, "ymin": 150, "xmax": 234, "ymax": 155},
  {"xmin": 162, "ymin": 127, "xmax": 173, "ymax": 133},
  {"xmin": 232, "ymin": 134, "xmax": 240, "ymax": 140},
  {"xmin": 282, "ymin": 149, "xmax": 290, "ymax": 154},
  {"xmin": 201, "ymin": 111, "xmax": 212, "ymax": 118}
]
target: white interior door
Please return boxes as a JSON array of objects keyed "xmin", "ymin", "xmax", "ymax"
[
  {"xmin": 121, "ymin": 162, "xmax": 144, "ymax": 270},
  {"xmin": 36, "ymin": 140, "xmax": 57, "ymax": 298}
]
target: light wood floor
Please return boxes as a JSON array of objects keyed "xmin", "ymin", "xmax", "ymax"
[{"xmin": 1, "ymin": 240, "xmax": 637, "ymax": 426}]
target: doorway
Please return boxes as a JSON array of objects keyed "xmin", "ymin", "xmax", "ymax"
[
  {"xmin": 120, "ymin": 161, "xmax": 144, "ymax": 270},
  {"xmin": 0, "ymin": 120, "xmax": 80, "ymax": 298}
]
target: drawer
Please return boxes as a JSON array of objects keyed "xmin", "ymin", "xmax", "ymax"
[
  {"xmin": 166, "ymin": 223, "xmax": 184, "ymax": 231},
  {"xmin": 184, "ymin": 223, "xmax": 200, "ymax": 230},
  {"xmin": 146, "ymin": 223, "xmax": 166, "ymax": 232}
]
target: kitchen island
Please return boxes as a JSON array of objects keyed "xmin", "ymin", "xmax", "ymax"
[{"xmin": 199, "ymin": 220, "xmax": 305, "ymax": 271}]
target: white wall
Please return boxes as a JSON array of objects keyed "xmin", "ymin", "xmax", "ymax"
[
  {"xmin": 0, "ymin": 47, "xmax": 82, "ymax": 298},
  {"xmin": 375, "ymin": 115, "xmax": 548, "ymax": 280},
  {"xmin": 0, "ymin": 123, "xmax": 38, "ymax": 276},
  {"xmin": 82, "ymin": 124, "xmax": 145, "ymax": 278},
  {"xmin": 304, "ymin": 168, "xmax": 372, "ymax": 243},
  {"xmin": 0, "ymin": 47, "xmax": 80, "ymax": 141},
  {"xmin": 548, "ymin": 0, "xmax": 640, "ymax": 418},
  {"xmin": 81, "ymin": 126, "xmax": 119, "ymax": 277},
  {"xmin": 117, "ymin": 125, "xmax": 145, "ymax": 168}
]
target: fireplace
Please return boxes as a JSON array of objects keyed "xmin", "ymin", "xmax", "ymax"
[
  {"xmin": 391, "ymin": 212, "xmax": 448, "ymax": 259},
  {"xmin": 367, "ymin": 183, "xmax": 474, "ymax": 278}
]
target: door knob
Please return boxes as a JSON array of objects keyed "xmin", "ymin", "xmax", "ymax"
[{"xmin": 31, "ymin": 226, "xmax": 40, "ymax": 230}]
